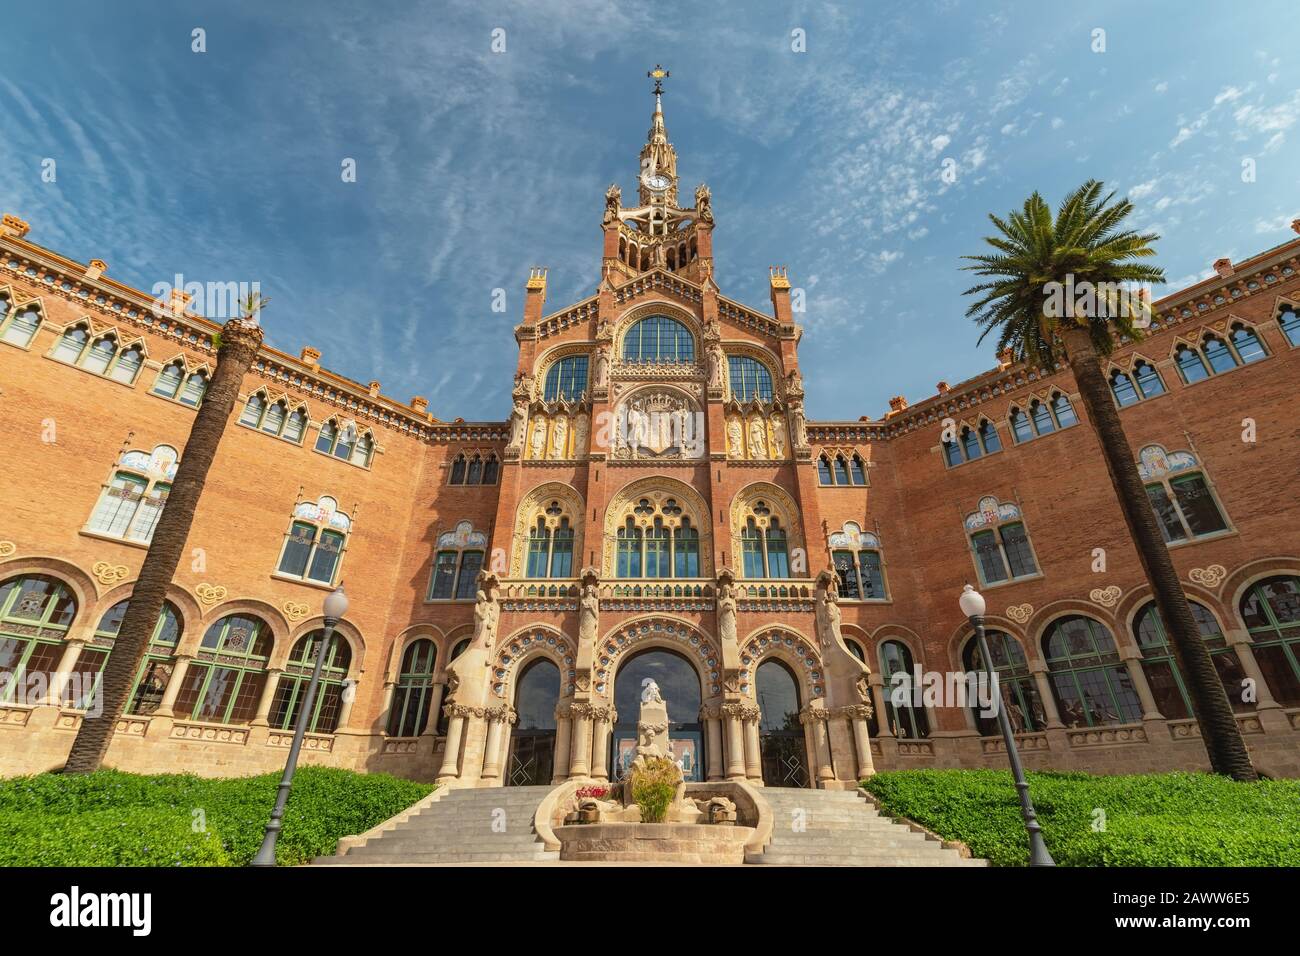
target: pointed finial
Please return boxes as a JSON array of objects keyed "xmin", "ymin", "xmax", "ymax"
[{"xmin": 647, "ymin": 64, "xmax": 670, "ymax": 96}]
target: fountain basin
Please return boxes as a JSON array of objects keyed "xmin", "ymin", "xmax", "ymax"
[{"xmin": 554, "ymin": 822, "xmax": 756, "ymax": 864}]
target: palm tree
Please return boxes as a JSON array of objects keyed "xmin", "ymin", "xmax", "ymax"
[
  {"xmin": 962, "ymin": 181, "xmax": 1257, "ymax": 782},
  {"xmin": 63, "ymin": 294, "xmax": 268, "ymax": 773}
]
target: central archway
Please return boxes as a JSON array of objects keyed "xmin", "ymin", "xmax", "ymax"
[
  {"xmin": 755, "ymin": 659, "xmax": 809, "ymax": 787},
  {"xmin": 507, "ymin": 658, "xmax": 560, "ymax": 786},
  {"xmin": 611, "ymin": 648, "xmax": 704, "ymax": 781}
]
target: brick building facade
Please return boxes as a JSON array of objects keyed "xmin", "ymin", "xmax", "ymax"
[{"xmin": 2, "ymin": 91, "xmax": 1299, "ymax": 784}]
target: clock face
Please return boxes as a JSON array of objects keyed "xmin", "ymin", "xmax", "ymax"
[{"xmin": 642, "ymin": 173, "xmax": 671, "ymax": 191}]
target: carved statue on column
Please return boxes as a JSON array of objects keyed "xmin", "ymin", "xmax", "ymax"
[
  {"xmin": 748, "ymin": 418, "xmax": 767, "ymax": 459},
  {"xmin": 603, "ymin": 183, "xmax": 621, "ymax": 225},
  {"xmin": 578, "ymin": 582, "xmax": 600, "ymax": 646},
  {"xmin": 529, "ymin": 418, "xmax": 547, "ymax": 459},
  {"xmin": 708, "ymin": 343, "xmax": 726, "ymax": 389},
  {"xmin": 509, "ymin": 396, "xmax": 528, "ymax": 448},
  {"xmin": 593, "ymin": 345, "xmax": 610, "ymax": 387},
  {"xmin": 717, "ymin": 581, "xmax": 738, "ymax": 647},
  {"xmin": 770, "ymin": 416, "xmax": 788, "ymax": 458},
  {"xmin": 726, "ymin": 416, "xmax": 743, "ymax": 459},
  {"xmin": 789, "ymin": 400, "xmax": 808, "ymax": 448},
  {"xmin": 814, "ymin": 575, "xmax": 844, "ymax": 649},
  {"xmin": 695, "ymin": 183, "xmax": 714, "ymax": 224},
  {"xmin": 573, "ymin": 413, "xmax": 589, "ymax": 459},
  {"xmin": 471, "ymin": 582, "xmax": 500, "ymax": 650},
  {"xmin": 550, "ymin": 415, "xmax": 568, "ymax": 458}
]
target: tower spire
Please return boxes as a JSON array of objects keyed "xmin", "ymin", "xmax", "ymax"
[{"xmin": 639, "ymin": 65, "xmax": 677, "ymax": 205}]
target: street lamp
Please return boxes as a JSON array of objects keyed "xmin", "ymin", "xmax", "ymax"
[
  {"xmin": 251, "ymin": 584, "xmax": 349, "ymax": 867},
  {"xmin": 960, "ymin": 584, "xmax": 1055, "ymax": 867}
]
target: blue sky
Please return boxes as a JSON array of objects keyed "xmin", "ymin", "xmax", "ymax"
[{"xmin": 2, "ymin": 0, "xmax": 1297, "ymax": 421}]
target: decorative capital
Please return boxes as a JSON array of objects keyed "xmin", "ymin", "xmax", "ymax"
[
  {"xmin": 769, "ymin": 266, "xmax": 790, "ymax": 290},
  {"xmin": 526, "ymin": 267, "xmax": 548, "ymax": 292},
  {"xmin": 798, "ymin": 705, "xmax": 830, "ymax": 725}
]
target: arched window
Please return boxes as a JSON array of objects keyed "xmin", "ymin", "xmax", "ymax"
[
  {"xmin": 1008, "ymin": 407, "xmax": 1033, "ymax": 443},
  {"xmin": 269, "ymin": 631, "xmax": 353, "ymax": 734},
  {"xmin": 1202, "ymin": 334, "xmax": 1237, "ymax": 374},
  {"xmin": 428, "ymin": 521, "xmax": 487, "ymax": 600},
  {"xmin": 109, "ymin": 344, "xmax": 143, "ymax": 384},
  {"xmin": 315, "ymin": 419, "xmax": 374, "ymax": 467},
  {"xmin": 1239, "ymin": 575, "xmax": 1300, "ymax": 706},
  {"xmin": 67, "ymin": 599, "xmax": 183, "ymax": 712},
  {"xmin": 754, "ymin": 658, "xmax": 807, "ymax": 786},
  {"xmin": 0, "ymin": 575, "xmax": 77, "ymax": 705},
  {"xmin": 482, "ymin": 454, "xmax": 499, "ymax": 484},
  {"xmin": 387, "ymin": 639, "xmax": 436, "ymax": 736},
  {"xmin": 1051, "ymin": 393, "xmax": 1078, "ymax": 427},
  {"xmin": 1132, "ymin": 360, "xmax": 1165, "ymax": 398},
  {"xmin": 1134, "ymin": 601, "xmax": 1252, "ymax": 718},
  {"xmin": 736, "ymin": 496, "xmax": 796, "ymax": 579},
  {"xmin": 1175, "ymin": 344, "xmax": 1210, "ymax": 383},
  {"xmin": 52, "ymin": 325, "xmax": 90, "ymax": 364},
  {"xmin": 240, "ymin": 393, "xmax": 266, "ymax": 427},
  {"xmin": 543, "ymin": 355, "xmax": 589, "ymax": 401},
  {"xmin": 833, "ymin": 454, "xmax": 851, "ymax": 483},
  {"xmin": 964, "ymin": 497, "xmax": 1037, "ymax": 585},
  {"xmin": 960, "ymin": 426, "xmax": 983, "ymax": 462},
  {"xmin": 765, "ymin": 519, "xmax": 790, "ymax": 578},
  {"xmin": 622, "ymin": 315, "xmax": 695, "ymax": 363},
  {"xmin": 0, "ymin": 300, "xmax": 41, "ymax": 347},
  {"xmin": 963, "ymin": 631, "xmax": 1044, "ymax": 734},
  {"xmin": 831, "ymin": 529, "xmax": 888, "ymax": 600},
  {"xmin": 741, "ymin": 518, "xmax": 764, "ymax": 578},
  {"xmin": 154, "ymin": 361, "xmax": 209, "ymax": 406},
  {"xmin": 241, "ymin": 393, "xmax": 309, "ymax": 443},
  {"xmin": 878, "ymin": 640, "xmax": 929, "ymax": 738},
  {"xmin": 86, "ymin": 444, "xmax": 178, "ymax": 544},
  {"xmin": 1136, "ymin": 445, "xmax": 1228, "ymax": 543},
  {"xmin": 449, "ymin": 454, "xmax": 467, "ymax": 484},
  {"xmin": 610, "ymin": 491, "xmax": 705, "ymax": 581},
  {"xmin": 1042, "ymin": 616, "xmax": 1142, "ymax": 728},
  {"xmin": 1228, "ymin": 323, "xmax": 1266, "ymax": 363},
  {"xmin": 277, "ymin": 496, "xmax": 351, "ymax": 586},
  {"xmin": 978, "ymin": 420, "xmax": 1001, "ymax": 454},
  {"xmin": 153, "ymin": 361, "xmax": 185, "ymax": 399},
  {"xmin": 614, "ymin": 649, "xmax": 705, "ymax": 781},
  {"xmin": 674, "ymin": 517, "xmax": 700, "ymax": 577},
  {"xmin": 849, "ymin": 454, "xmax": 867, "ymax": 484},
  {"xmin": 727, "ymin": 355, "xmax": 774, "ymax": 401},
  {"xmin": 173, "ymin": 614, "xmax": 273, "ymax": 725},
  {"xmin": 1110, "ymin": 369, "xmax": 1140, "ymax": 406},
  {"xmin": 466, "ymin": 454, "xmax": 483, "ymax": 485},
  {"xmin": 1279, "ymin": 306, "xmax": 1300, "ymax": 347},
  {"xmin": 525, "ymin": 501, "xmax": 575, "ymax": 578},
  {"xmin": 817, "ymin": 455, "xmax": 833, "ymax": 484},
  {"xmin": 616, "ymin": 517, "xmax": 643, "ymax": 578}
]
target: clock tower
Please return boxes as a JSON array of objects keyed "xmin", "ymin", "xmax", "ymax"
[{"xmin": 601, "ymin": 65, "xmax": 715, "ymax": 283}]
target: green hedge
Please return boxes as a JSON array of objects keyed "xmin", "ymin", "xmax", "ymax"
[
  {"xmin": 862, "ymin": 769, "xmax": 1300, "ymax": 866},
  {"xmin": 0, "ymin": 767, "xmax": 433, "ymax": 867}
]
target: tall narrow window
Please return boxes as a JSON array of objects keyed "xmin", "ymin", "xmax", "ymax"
[
  {"xmin": 675, "ymin": 518, "xmax": 700, "ymax": 577},
  {"xmin": 0, "ymin": 304, "xmax": 41, "ymax": 347},
  {"xmin": 82, "ymin": 336, "xmax": 117, "ymax": 375},
  {"xmin": 269, "ymin": 632, "xmax": 352, "ymax": 734},
  {"xmin": 449, "ymin": 455, "xmax": 467, "ymax": 484},
  {"xmin": 429, "ymin": 551, "xmax": 458, "ymax": 599},
  {"xmin": 817, "ymin": 455, "xmax": 833, "ymax": 485},
  {"xmin": 153, "ymin": 361, "xmax": 185, "ymax": 399},
  {"xmin": 965, "ymin": 497, "xmax": 1037, "ymax": 586},
  {"xmin": 978, "ymin": 421, "xmax": 1001, "ymax": 454},
  {"xmin": 52, "ymin": 326, "xmax": 89, "ymax": 363},
  {"xmin": 1009, "ymin": 408, "xmax": 1033, "ymax": 443},
  {"xmin": 960, "ymin": 427, "xmax": 982, "ymax": 461},
  {"xmin": 85, "ymin": 445, "xmax": 178, "ymax": 545},
  {"xmin": 849, "ymin": 454, "xmax": 867, "ymax": 484},
  {"xmin": 1240, "ymin": 575, "xmax": 1300, "ymax": 706},
  {"xmin": 1051, "ymin": 393, "xmax": 1078, "ymax": 427},
  {"xmin": 0, "ymin": 575, "xmax": 77, "ymax": 705},
  {"xmin": 178, "ymin": 370, "xmax": 208, "ymax": 406},
  {"xmin": 1043, "ymin": 616, "xmax": 1142, "ymax": 728},
  {"xmin": 241, "ymin": 394, "xmax": 266, "ymax": 427},
  {"xmin": 963, "ymin": 631, "xmax": 1044, "ymax": 734},
  {"xmin": 1110, "ymin": 369, "xmax": 1139, "ymax": 407},
  {"xmin": 1279, "ymin": 307, "xmax": 1300, "ymax": 347},
  {"xmin": 645, "ymin": 519, "xmax": 671, "ymax": 578},
  {"xmin": 833, "ymin": 455, "xmax": 850, "ymax": 483},
  {"xmin": 727, "ymin": 355, "xmax": 774, "ymax": 401},
  {"xmin": 466, "ymin": 455, "xmax": 483, "ymax": 485},
  {"xmin": 617, "ymin": 518, "xmax": 642, "ymax": 578},
  {"xmin": 482, "ymin": 455, "xmax": 499, "ymax": 484},
  {"xmin": 1134, "ymin": 601, "xmax": 1253, "ymax": 717},
  {"xmin": 427, "ymin": 521, "xmax": 489, "ymax": 597},
  {"xmin": 741, "ymin": 519, "xmax": 764, "ymax": 578},
  {"xmin": 387, "ymin": 639, "xmax": 436, "ymax": 736},
  {"xmin": 527, "ymin": 518, "xmax": 551, "ymax": 578},
  {"xmin": 1229, "ymin": 324, "xmax": 1266, "ymax": 363},
  {"xmin": 878, "ymin": 641, "xmax": 929, "ymax": 738},
  {"xmin": 276, "ymin": 496, "xmax": 351, "ymax": 586},
  {"xmin": 1029, "ymin": 399, "xmax": 1055, "ymax": 435},
  {"xmin": 765, "ymin": 521, "xmax": 790, "ymax": 578},
  {"xmin": 543, "ymin": 355, "xmax": 589, "ymax": 401},
  {"xmin": 1133, "ymin": 360, "xmax": 1164, "ymax": 398},
  {"xmin": 550, "ymin": 518, "xmax": 574, "ymax": 577},
  {"xmin": 174, "ymin": 615, "xmax": 272, "ymax": 725},
  {"xmin": 455, "ymin": 551, "xmax": 484, "ymax": 599},
  {"xmin": 1202, "ymin": 335, "xmax": 1237, "ymax": 374},
  {"xmin": 1175, "ymin": 344, "xmax": 1210, "ymax": 383}
]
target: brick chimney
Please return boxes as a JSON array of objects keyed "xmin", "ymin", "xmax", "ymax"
[
  {"xmin": 1213, "ymin": 257, "xmax": 1234, "ymax": 277},
  {"xmin": 0, "ymin": 214, "xmax": 31, "ymax": 239},
  {"xmin": 368, "ymin": 380, "xmax": 381, "ymax": 397},
  {"xmin": 769, "ymin": 266, "xmax": 792, "ymax": 324},
  {"xmin": 936, "ymin": 381, "xmax": 950, "ymax": 395},
  {"xmin": 1291, "ymin": 217, "xmax": 1300, "ymax": 236},
  {"xmin": 411, "ymin": 396, "xmax": 429, "ymax": 414},
  {"xmin": 85, "ymin": 259, "xmax": 107, "ymax": 280},
  {"xmin": 300, "ymin": 346, "xmax": 321, "ymax": 369},
  {"xmin": 998, "ymin": 347, "xmax": 1015, "ymax": 370},
  {"xmin": 169, "ymin": 288, "xmax": 192, "ymax": 316},
  {"xmin": 887, "ymin": 395, "xmax": 908, "ymax": 417},
  {"xmin": 523, "ymin": 267, "xmax": 548, "ymax": 326}
]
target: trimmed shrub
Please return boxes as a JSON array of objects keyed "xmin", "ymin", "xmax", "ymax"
[
  {"xmin": 862, "ymin": 768, "xmax": 1300, "ymax": 867},
  {"xmin": 0, "ymin": 767, "xmax": 433, "ymax": 867},
  {"xmin": 630, "ymin": 757, "xmax": 680, "ymax": 823}
]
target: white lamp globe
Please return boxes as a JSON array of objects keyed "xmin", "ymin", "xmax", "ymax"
[
  {"xmin": 323, "ymin": 585, "xmax": 349, "ymax": 621},
  {"xmin": 959, "ymin": 584, "xmax": 986, "ymax": 618}
]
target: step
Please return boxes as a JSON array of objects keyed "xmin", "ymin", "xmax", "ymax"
[
  {"xmin": 317, "ymin": 850, "xmax": 560, "ymax": 865},
  {"xmin": 347, "ymin": 841, "xmax": 549, "ymax": 856}
]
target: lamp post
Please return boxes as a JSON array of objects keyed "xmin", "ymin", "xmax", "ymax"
[
  {"xmin": 251, "ymin": 584, "xmax": 349, "ymax": 867},
  {"xmin": 960, "ymin": 584, "xmax": 1055, "ymax": 867}
]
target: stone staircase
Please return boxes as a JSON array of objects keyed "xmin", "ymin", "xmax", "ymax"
[
  {"xmin": 313, "ymin": 785, "xmax": 558, "ymax": 865},
  {"xmin": 748, "ymin": 788, "xmax": 987, "ymax": 866}
]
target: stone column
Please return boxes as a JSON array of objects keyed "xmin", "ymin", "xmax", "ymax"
[
  {"xmin": 335, "ymin": 680, "xmax": 358, "ymax": 731},
  {"xmin": 1226, "ymin": 630, "xmax": 1279, "ymax": 710},
  {"xmin": 1029, "ymin": 660, "xmax": 1064, "ymax": 728},
  {"xmin": 552, "ymin": 704, "xmax": 573, "ymax": 783},
  {"xmin": 436, "ymin": 705, "xmax": 467, "ymax": 782},
  {"xmin": 841, "ymin": 705, "xmax": 876, "ymax": 778},
  {"xmin": 49, "ymin": 639, "xmax": 87, "ymax": 706},
  {"xmin": 1121, "ymin": 646, "xmax": 1162, "ymax": 720},
  {"xmin": 591, "ymin": 705, "xmax": 615, "ymax": 781},
  {"xmin": 722, "ymin": 703, "xmax": 747, "ymax": 780},
  {"xmin": 869, "ymin": 673, "xmax": 894, "ymax": 739},
  {"xmin": 251, "ymin": 669, "xmax": 283, "ymax": 727},
  {"xmin": 153, "ymin": 655, "xmax": 192, "ymax": 718},
  {"xmin": 801, "ymin": 706, "xmax": 834, "ymax": 786},
  {"xmin": 480, "ymin": 705, "xmax": 510, "ymax": 781},
  {"xmin": 568, "ymin": 703, "xmax": 593, "ymax": 779},
  {"xmin": 742, "ymin": 708, "xmax": 762, "ymax": 781},
  {"xmin": 426, "ymin": 681, "xmax": 447, "ymax": 734},
  {"xmin": 702, "ymin": 705, "xmax": 724, "ymax": 781}
]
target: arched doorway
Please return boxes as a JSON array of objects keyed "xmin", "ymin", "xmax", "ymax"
[
  {"xmin": 611, "ymin": 648, "xmax": 704, "ymax": 781},
  {"xmin": 756, "ymin": 659, "xmax": 808, "ymax": 787},
  {"xmin": 507, "ymin": 658, "xmax": 560, "ymax": 786}
]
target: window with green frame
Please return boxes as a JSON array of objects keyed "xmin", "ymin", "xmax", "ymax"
[
  {"xmin": 878, "ymin": 640, "xmax": 929, "ymax": 738},
  {"xmin": 1133, "ymin": 600, "xmax": 1253, "ymax": 718},
  {"xmin": 277, "ymin": 499, "xmax": 351, "ymax": 586},
  {"xmin": 524, "ymin": 508, "xmax": 575, "ymax": 578},
  {"xmin": 1239, "ymin": 575, "xmax": 1300, "ymax": 707},
  {"xmin": 727, "ymin": 355, "xmax": 774, "ymax": 401},
  {"xmin": 1042, "ymin": 615, "xmax": 1143, "ymax": 728},
  {"xmin": 63, "ymin": 599, "xmax": 183, "ymax": 712},
  {"xmin": 621, "ymin": 315, "xmax": 695, "ymax": 363},
  {"xmin": 387, "ymin": 638, "xmax": 437, "ymax": 736},
  {"xmin": 172, "ymin": 614, "xmax": 273, "ymax": 725},
  {"xmin": 962, "ymin": 631, "xmax": 1045, "ymax": 734},
  {"xmin": 0, "ymin": 575, "xmax": 77, "ymax": 705},
  {"xmin": 268, "ymin": 630, "xmax": 353, "ymax": 734}
]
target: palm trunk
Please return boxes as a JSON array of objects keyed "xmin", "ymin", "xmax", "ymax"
[
  {"xmin": 1060, "ymin": 326, "xmax": 1257, "ymax": 781},
  {"xmin": 62, "ymin": 318, "xmax": 264, "ymax": 773}
]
